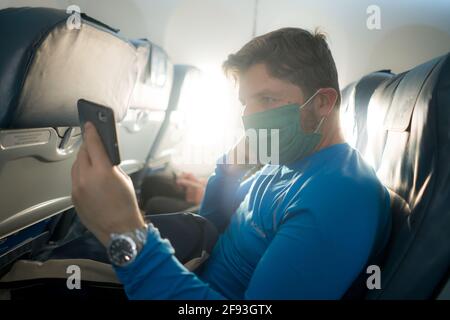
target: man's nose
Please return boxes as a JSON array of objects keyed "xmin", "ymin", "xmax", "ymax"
[{"xmin": 243, "ymin": 105, "xmax": 263, "ymax": 116}]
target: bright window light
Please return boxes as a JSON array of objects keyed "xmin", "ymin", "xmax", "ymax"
[{"xmin": 173, "ymin": 65, "xmax": 243, "ymax": 168}]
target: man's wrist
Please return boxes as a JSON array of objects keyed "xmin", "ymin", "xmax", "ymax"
[
  {"xmin": 97, "ymin": 212, "xmax": 146, "ymax": 246},
  {"xmin": 107, "ymin": 222, "xmax": 149, "ymax": 267}
]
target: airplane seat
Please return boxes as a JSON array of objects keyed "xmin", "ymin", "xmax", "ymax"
[
  {"xmin": 364, "ymin": 53, "xmax": 450, "ymax": 299},
  {"xmin": 0, "ymin": 7, "xmax": 140, "ymax": 269},
  {"xmin": 339, "ymin": 70, "xmax": 394, "ymax": 299},
  {"xmin": 117, "ymin": 39, "xmax": 174, "ymax": 175},
  {"xmin": 340, "ymin": 70, "xmax": 394, "ymax": 160}
]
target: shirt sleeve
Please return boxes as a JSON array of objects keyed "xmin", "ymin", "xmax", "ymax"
[
  {"xmin": 244, "ymin": 174, "xmax": 389, "ymax": 299},
  {"xmin": 199, "ymin": 157, "xmax": 253, "ymax": 233},
  {"xmin": 114, "ymin": 225, "xmax": 226, "ymax": 300},
  {"xmin": 114, "ymin": 160, "xmax": 256, "ymax": 300}
]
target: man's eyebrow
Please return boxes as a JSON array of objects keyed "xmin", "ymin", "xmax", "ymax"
[
  {"xmin": 240, "ymin": 89, "xmax": 281, "ymax": 105},
  {"xmin": 252, "ymin": 89, "xmax": 281, "ymax": 98}
]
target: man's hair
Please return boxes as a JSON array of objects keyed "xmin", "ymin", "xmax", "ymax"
[{"xmin": 223, "ymin": 27, "xmax": 340, "ymax": 107}]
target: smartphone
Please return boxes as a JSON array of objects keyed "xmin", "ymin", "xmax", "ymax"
[{"xmin": 77, "ymin": 99, "xmax": 121, "ymax": 165}]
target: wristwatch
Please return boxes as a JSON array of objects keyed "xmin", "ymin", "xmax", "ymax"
[{"xmin": 107, "ymin": 224, "xmax": 148, "ymax": 267}]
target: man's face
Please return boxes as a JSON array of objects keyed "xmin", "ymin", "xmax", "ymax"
[{"xmin": 238, "ymin": 63, "xmax": 319, "ymax": 133}]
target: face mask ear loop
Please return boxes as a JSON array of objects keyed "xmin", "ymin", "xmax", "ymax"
[
  {"xmin": 314, "ymin": 95, "xmax": 338, "ymax": 134},
  {"xmin": 298, "ymin": 90, "xmax": 320, "ymax": 111},
  {"xmin": 298, "ymin": 90, "xmax": 322, "ymax": 133},
  {"xmin": 314, "ymin": 117, "xmax": 326, "ymax": 134}
]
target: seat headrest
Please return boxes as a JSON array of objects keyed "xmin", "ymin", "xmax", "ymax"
[
  {"xmin": 340, "ymin": 70, "xmax": 394, "ymax": 156},
  {"xmin": 0, "ymin": 7, "xmax": 139, "ymax": 128},
  {"xmin": 128, "ymin": 39, "xmax": 173, "ymax": 111},
  {"xmin": 366, "ymin": 53, "xmax": 450, "ymax": 209}
]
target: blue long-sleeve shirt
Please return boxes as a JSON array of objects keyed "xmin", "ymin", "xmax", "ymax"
[{"xmin": 114, "ymin": 143, "xmax": 391, "ymax": 299}]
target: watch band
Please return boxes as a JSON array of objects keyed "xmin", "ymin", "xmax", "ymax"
[{"xmin": 108, "ymin": 224, "xmax": 149, "ymax": 267}]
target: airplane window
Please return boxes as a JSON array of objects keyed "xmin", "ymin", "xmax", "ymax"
[{"xmin": 171, "ymin": 67, "xmax": 243, "ymax": 173}]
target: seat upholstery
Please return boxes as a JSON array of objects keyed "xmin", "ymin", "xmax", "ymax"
[
  {"xmin": 117, "ymin": 39, "xmax": 174, "ymax": 174},
  {"xmin": 0, "ymin": 7, "xmax": 138, "ymax": 128},
  {"xmin": 0, "ymin": 7, "xmax": 142, "ymax": 240},
  {"xmin": 340, "ymin": 70, "xmax": 394, "ymax": 159},
  {"xmin": 340, "ymin": 54, "xmax": 450, "ymax": 299},
  {"xmin": 364, "ymin": 53, "xmax": 450, "ymax": 299},
  {"xmin": 0, "ymin": 7, "xmax": 68, "ymax": 127},
  {"xmin": 339, "ymin": 70, "xmax": 394, "ymax": 299}
]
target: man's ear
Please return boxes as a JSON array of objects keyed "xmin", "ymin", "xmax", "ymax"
[{"xmin": 315, "ymin": 88, "xmax": 339, "ymax": 117}]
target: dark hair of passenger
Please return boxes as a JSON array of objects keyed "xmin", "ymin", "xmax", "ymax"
[{"xmin": 223, "ymin": 27, "xmax": 341, "ymax": 107}]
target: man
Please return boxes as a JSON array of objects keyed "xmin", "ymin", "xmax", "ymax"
[{"xmin": 71, "ymin": 28, "xmax": 391, "ymax": 299}]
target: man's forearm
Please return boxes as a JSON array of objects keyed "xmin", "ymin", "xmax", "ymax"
[{"xmin": 114, "ymin": 225, "xmax": 226, "ymax": 300}]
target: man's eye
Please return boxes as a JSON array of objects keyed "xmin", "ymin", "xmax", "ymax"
[{"xmin": 261, "ymin": 97, "xmax": 278, "ymax": 104}]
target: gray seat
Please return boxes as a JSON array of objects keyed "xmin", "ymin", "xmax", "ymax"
[
  {"xmin": 117, "ymin": 40, "xmax": 174, "ymax": 174},
  {"xmin": 340, "ymin": 70, "xmax": 394, "ymax": 161},
  {"xmin": 0, "ymin": 7, "xmax": 139, "ymax": 241},
  {"xmin": 341, "ymin": 54, "xmax": 450, "ymax": 299},
  {"xmin": 364, "ymin": 53, "xmax": 450, "ymax": 299},
  {"xmin": 339, "ymin": 70, "xmax": 394, "ymax": 299}
]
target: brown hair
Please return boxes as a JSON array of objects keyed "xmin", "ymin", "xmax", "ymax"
[{"xmin": 223, "ymin": 27, "xmax": 340, "ymax": 106}]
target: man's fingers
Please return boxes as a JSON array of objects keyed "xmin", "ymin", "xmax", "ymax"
[
  {"xmin": 71, "ymin": 143, "xmax": 90, "ymax": 195},
  {"xmin": 178, "ymin": 172, "xmax": 189, "ymax": 180},
  {"xmin": 179, "ymin": 172, "xmax": 196, "ymax": 181},
  {"xmin": 177, "ymin": 178, "xmax": 202, "ymax": 188},
  {"xmin": 77, "ymin": 143, "xmax": 91, "ymax": 170},
  {"xmin": 71, "ymin": 158, "xmax": 79, "ymax": 190},
  {"xmin": 185, "ymin": 188, "xmax": 195, "ymax": 203},
  {"xmin": 84, "ymin": 122, "xmax": 111, "ymax": 166},
  {"xmin": 184, "ymin": 173, "xmax": 196, "ymax": 181},
  {"xmin": 115, "ymin": 166, "xmax": 130, "ymax": 179}
]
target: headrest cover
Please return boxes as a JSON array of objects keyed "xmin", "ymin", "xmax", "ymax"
[
  {"xmin": 340, "ymin": 70, "xmax": 394, "ymax": 155},
  {"xmin": 366, "ymin": 53, "xmax": 450, "ymax": 205},
  {"xmin": 128, "ymin": 40, "xmax": 173, "ymax": 111},
  {"xmin": 0, "ymin": 7, "xmax": 139, "ymax": 128}
]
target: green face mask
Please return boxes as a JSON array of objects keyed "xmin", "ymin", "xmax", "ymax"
[{"xmin": 242, "ymin": 90, "xmax": 325, "ymax": 165}]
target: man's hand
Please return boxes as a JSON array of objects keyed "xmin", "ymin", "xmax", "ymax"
[
  {"xmin": 71, "ymin": 122, "xmax": 146, "ymax": 247},
  {"xmin": 176, "ymin": 172, "xmax": 207, "ymax": 205}
]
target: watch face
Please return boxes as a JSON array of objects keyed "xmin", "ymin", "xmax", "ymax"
[{"xmin": 108, "ymin": 235, "xmax": 137, "ymax": 267}]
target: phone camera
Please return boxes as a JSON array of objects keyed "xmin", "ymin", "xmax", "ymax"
[{"xmin": 98, "ymin": 111, "xmax": 108, "ymax": 122}]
